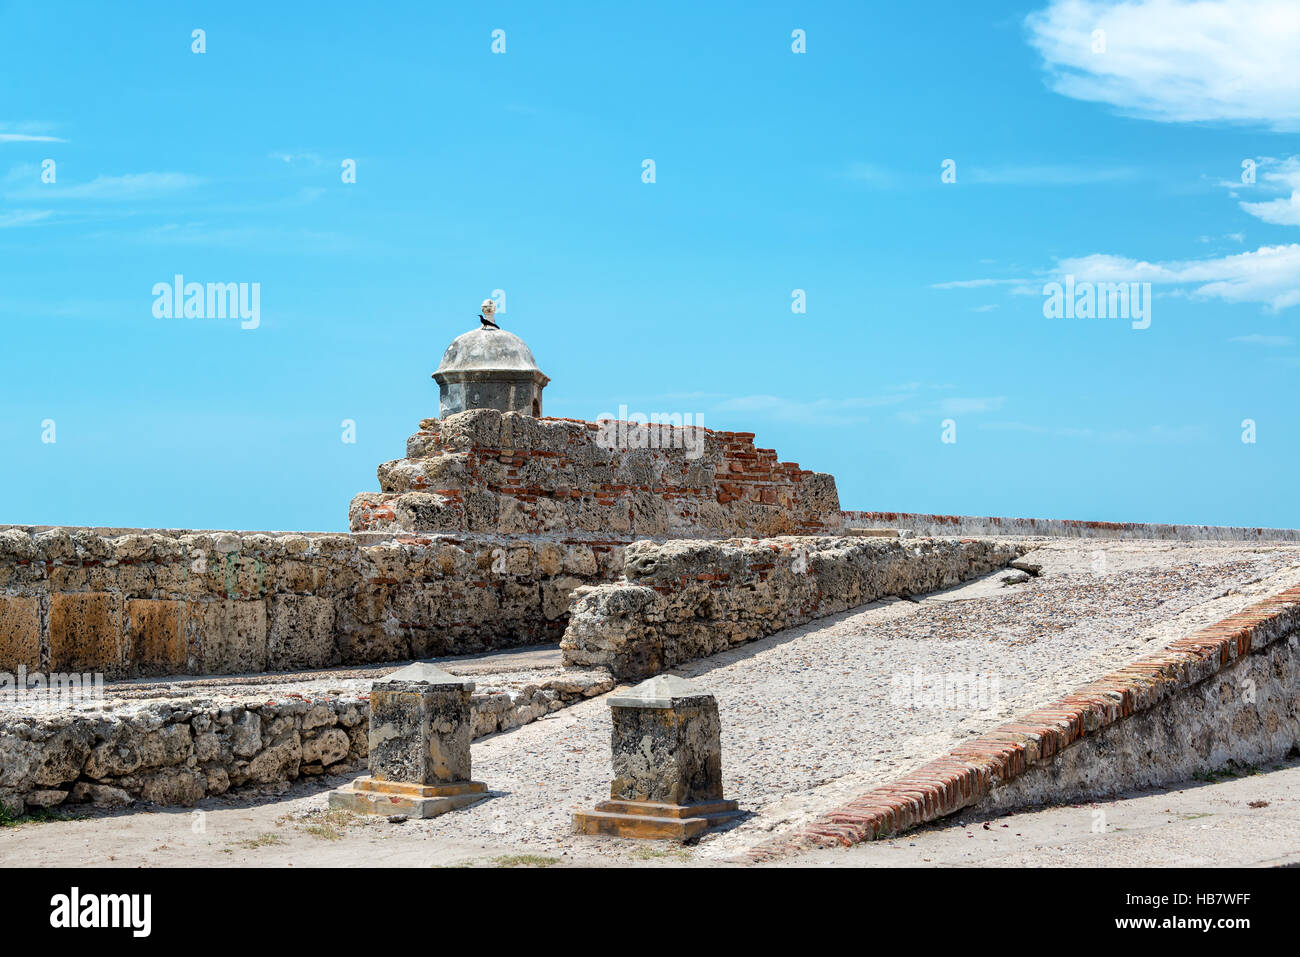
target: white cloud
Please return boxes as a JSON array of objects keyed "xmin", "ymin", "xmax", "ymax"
[
  {"xmin": 1059, "ymin": 245, "xmax": 1300, "ymax": 310},
  {"xmin": 4, "ymin": 171, "xmax": 202, "ymax": 201},
  {"xmin": 1240, "ymin": 157, "xmax": 1300, "ymax": 224},
  {"xmin": 269, "ymin": 151, "xmax": 327, "ymax": 166},
  {"xmin": 1229, "ymin": 333, "xmax": 1293, "ymax": 345},
  {"xmin": 1026, "ymin": 0, "xmax": 1300, "ymax": 130},
  {"xmin": 939, "ymin": 396, "xmax": 1006, "ymax": 415},
  {"xmin": 712, "ymin": 393, "xmax": 914, "ymax": 425},
  {"xmin": 931, "ymin": 278, "xmax": 1028, "ymax": 289},
  {"xmin": 979, "ymin": 421, "xmax": 1205, "ymax": 443},
  {"xmin": 0, "ymin": 133, "xmax": 65, "ymax": 143},
  {"xmin": 1241, "ymin": 194, "xmax": 1300, "ymax": 225},
  {"xmin": 967, "ymin": 164, "xmax": 1138, "ymax": 184},
  {"xmin": 0, "ymin": 210, "xmax": 53, "ymax": 228},
  {"xmin": 57, "ymin": 172, "xmax": 200, "ymax": 199},
  {"xmin": 841, "ymin": 162, "xmax": 897, "ymax": 187}
]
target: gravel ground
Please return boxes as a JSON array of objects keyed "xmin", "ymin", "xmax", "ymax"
[{"xmin": 6, "ymin": 539, "xmax": 1300, "ymax": 866}]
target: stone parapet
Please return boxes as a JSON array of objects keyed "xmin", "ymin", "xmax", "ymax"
[{"xmin": 0, "ymin": 527, "xmax": 620, "ymax": 677}]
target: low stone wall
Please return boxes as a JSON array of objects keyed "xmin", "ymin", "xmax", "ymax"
[
  {"xmin": 560, "ymin": 536, "xmax": 1027, "ymax": 679},
  {"xmin": 745, "ymin": 584, "xmax": 1300, "ymax": 860},
  {"xmin": 976, "ymin": 631, "xmax": 1300, "ymax": 811},
  {"xmin": 842, "ymin": 510, "xmax": 1300, "ymax": 542},
  {"xmin": 350, "ymin": 409, "xmax": 841, "ymax": 539},
  {"xmin": 0, "ymin": 669, "xmax": 614, "ymax": 815},
  {"xmin": 0, "ymin": 526, "xmax": 620, "ymax": 677}
]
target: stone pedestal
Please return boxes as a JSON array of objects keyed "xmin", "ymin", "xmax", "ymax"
[
  {"xmin": 330, "ymin": 662, "xmax": 488, "ymax": 818},
  {"xmin": 573, "ymin": 675, "xmax": 740, "ymax": 841}
]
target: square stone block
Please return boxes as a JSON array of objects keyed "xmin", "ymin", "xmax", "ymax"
[
  {"xmin": 608, "ymin": 676, "xmax": 725, "ymax": 805},
  {"xmin": 368, "ymin": 662, "xmax": 475, "ymax": 786},
  {"xmin": 0, "ymin": 596, "xmax": 40, "ymax": 672},
  {"xmin": 49, "ymin": 592, "xmax": 122, "ymax": 674},
  {"xmin": 193, "ymin": 600, "xmax": 267, "ymax": 674},
  {"xmin": 268, "ymin": 595, "xmax": 337, "ymax": 670},
  {"xmin": 125, "ymin": 599, "xmax": 187, "ymax": 675},
  {"xmin": 576, "ymin": 675, "xmax": 740, "ymax": 841}
]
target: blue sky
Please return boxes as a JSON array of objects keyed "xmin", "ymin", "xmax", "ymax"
[{"xmin": 2, "ymin": 0, "xmax": 1299, "ymax": 531}]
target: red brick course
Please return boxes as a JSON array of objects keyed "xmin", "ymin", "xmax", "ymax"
[{"xmin": 742, "ymin": 584, "xmax": 1300, "ymax": 862}]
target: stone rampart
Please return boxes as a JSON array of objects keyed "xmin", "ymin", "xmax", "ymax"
[
  {"xmin": 0, "ymin": 526, "xmax": 618, "ymax": 678},
  {"xmin": 560, "ymin": 536, "xmax": 1027, "ymax": 679}
]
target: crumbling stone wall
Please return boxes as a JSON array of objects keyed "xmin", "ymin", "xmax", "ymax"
[
  {"xmin": 0, "ymin": 669, "xmax": 614, "ymax": 815},
  {"xmin": 561, "ymin": 536, "xmax": 1027, "ymax": 679},
  {"xmin": 349, "ymin": 409, "xmax": 841, "ymax": 539},
  {"xmin": 0, "ymin": 527, "xmax": 618, "ymax": 678}
]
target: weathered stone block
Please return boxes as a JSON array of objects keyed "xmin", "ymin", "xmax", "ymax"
[
  {"xmin": 608, "ymin": 676, "xmax": 725, "ymax": 805},
  {"xmin": 193, "ymin": 600, "xmax": 267, "ymax": 674},
  {"xmin": 49, "ymin": 592, "xmax": 122, "ymax": 674},
  {"xmin": 267, "ymin": 595, "xmax": 337, "ymax": 670},
  {"xmin": 0, "ymin": 596, "xmax": 40, "ymax": 671},
  {"xmin": 574, "ymin": 675, "xmax": 739, "ymax": 841},
  {"xmin": 367, "ymin": 663, "xmax": 475, "ymax": 785},
  {"xmin": 125, "ymin": 599, "xmax": 187, "ymax": 675},
  {"xmin": 330, "ymin": 662, "xmax": 488, "ymax": 818},
  {"xmin": 542, "ymin": 576, "xmax": 586, "ymax": 621}
]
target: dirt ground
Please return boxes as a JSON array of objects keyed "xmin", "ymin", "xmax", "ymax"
[{"xmin": 3, "ymin": 758, "xmax": 1298, "ymax": 868}]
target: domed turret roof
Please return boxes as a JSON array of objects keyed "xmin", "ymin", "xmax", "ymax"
[{"xmin": 435, "ymin": 328, "xmax": 543, "ymax": 376}]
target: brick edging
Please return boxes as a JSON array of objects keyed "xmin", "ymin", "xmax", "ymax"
[{"xmin": 742, "ymin": 584, "xmax": 1300, "ymax": 862}]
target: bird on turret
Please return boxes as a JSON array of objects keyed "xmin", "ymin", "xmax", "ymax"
[{"xmin": 478, "ymin": 298, "xmax": 500, "ymax": 330}]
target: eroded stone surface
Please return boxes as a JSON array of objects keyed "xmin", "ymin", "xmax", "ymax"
[
  {"xmin": 0, "ymin": 596, "xmax": 40, "ymax": 672},
  {"xmin": 609, "ymin": 681, "xmax": 725, "ymax": 805}
]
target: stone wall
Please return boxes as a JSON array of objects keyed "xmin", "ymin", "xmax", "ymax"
[
  {"xmin": 0, "ymin": 669, "xmax": 613, "ymax": 816},
  {"xmin": 349, "ymin": 409, "xmax": 841, "ymax": 540},
  {"xmin": 560, "ymin": 536, "xmax": 1027, "ymax": 679},
  {"xmin": 0, "ymin": 526, "xmax": 619, "ymax": 678},
  {"xmin": 976, "ymin": 631, "xmax": 1300, "ymax": 812}
]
